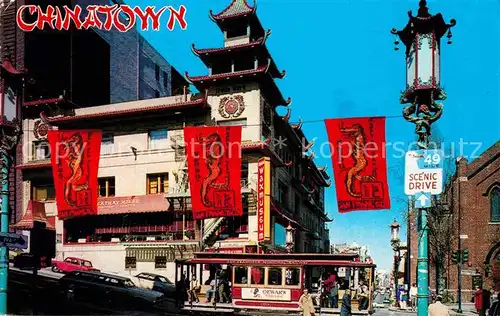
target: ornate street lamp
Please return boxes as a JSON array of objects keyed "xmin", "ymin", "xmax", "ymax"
[
  {"xmin": 392, "ymin": 0, "xmax": 455, "ymax": 149},
  {"xmin": 390, "ymin": 219, "xmax": 400, "ymax": 246},
  {"xmin": 390, "ymin": 219, "xmax": 401, "ymax": 307},
  {"xmin": 285, "ymin": 224, "xmax": 295, "ymax": 253},
  {"xmin": 0, "ymin": 59, "xmax": 24, "ymax": 314},
  {"xmin": 392, "ymin": 1, "xmax": 455, "ymax": 315}
]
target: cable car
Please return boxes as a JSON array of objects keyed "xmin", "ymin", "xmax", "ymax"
[{"xmin": 175, "ymin": 252, "xmax": 376, "ymax": 315}]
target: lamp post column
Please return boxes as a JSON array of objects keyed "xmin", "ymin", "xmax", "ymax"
[{"xmin": 391, "ymin": 1, "xmax": 455, "ymax": 315}]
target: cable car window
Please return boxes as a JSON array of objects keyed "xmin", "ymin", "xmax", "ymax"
[
  {"xmin": 285, "ymin": 268, "xmax": 300, "ymax": 286},
  {"xmin": 234, "ymin": 266, "xmax": 248, "ymax": 285},
  {"xmin": 251, "ymin": 267, "xmax": 264, "ymax": 285},
  {"xmin": 269, "ymin": 268, "xmax": 283, "ymax": 286}
]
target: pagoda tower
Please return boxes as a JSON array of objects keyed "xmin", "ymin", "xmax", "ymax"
[
  {"xmin": 186, "ymin": 0, "xmax": 331, "ymax": 253},
  {"xmin": 186, "ymin": 0, "xmax": 292, "ymax": 247},
  {"xmin": 186, "ymin": 0, "xmax": 291, "ymax": 138}
]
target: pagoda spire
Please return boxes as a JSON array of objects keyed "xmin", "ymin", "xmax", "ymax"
[{"xmin": 209, "ymin": 0, "xmax": 256, "ymax": 21}]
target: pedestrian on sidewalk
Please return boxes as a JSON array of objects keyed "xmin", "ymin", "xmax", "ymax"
[
  {"xmin": 299, "ymin": 289, "xmax": 315, "ymax": 316},
  {"xmin": 476, "ymin": 286, "xmax": 486, "ymax": 316},
  {"xmin": 410, "ymin": 283, "xmax": 418, "ymax": 311},
  {"xmin": 489, "ymin": 292, "xmax": 499, "ymax": 316},
  {"xmin": 340, "ymin": 288, "xmax": 353, "ymax": 316},
  {"xmin": 428, "ymin": 295, "xmax": 450, "ymax": 316}
]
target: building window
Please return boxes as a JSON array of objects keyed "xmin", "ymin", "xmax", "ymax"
[
  {"xmin": 32, "ymin": 141, "xmax": 50, "ymax": 160},
  {"xmin": 148, "ymin": 129, "xmax": 168, "ymax": 149},
  {"xmin": 155, "ymin": 64, "xmax": 160, "ymax": 81},
  {"xmin": 101, "ymin": 134, "xmax": 114, "ymax": 155},
  {"xmin": 154, "ymin": 90, "xmax": 160, "ymax": 98},
  {"xmin": 163, "ymin": 71, "xmax": 169, "ymax": 89},
  {"xmin": 147, "ymin": 173, "xmax": 168, "ymax": 194},
  {"xmin": 241, "ymin": 160, "xmax": 248, "ymax": 187},
  {"xmin": 98, "ymin": 177, "xmax": 115, "ymax": 197},
  {"xmin": 33, "ymin": 184, "xmax": 55, "ymax": 201},
  {"xmin": 491, "ymin": 186, "xmax": 500, "ymax": 222},
  {"xmin": 155, "ymin": 256, "xmax": 167, "ymax": 269},
  {"xmin": 125, "ymin": 257, "xmax": 136, "ymax": 269},
  {"xmin": 278, "ymin": 181, "xmax": 288, "ymax": 204}
]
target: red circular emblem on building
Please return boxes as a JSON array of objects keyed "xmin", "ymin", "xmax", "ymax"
[
  {"xmin": 225, "ymin": 99, "xmax": 238, "ymax": 115},
  {"xmin": 33, "ymin": 120, "xmax": 50, "ymax": 139},
  {"xmin": 219, "ymin": 95, "xmax": 245, "ymax": 119}
]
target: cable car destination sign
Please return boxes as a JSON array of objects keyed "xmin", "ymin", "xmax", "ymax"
[{"xmin": 405, "ymin": 150, "xmax": 444, "ymax": 196}]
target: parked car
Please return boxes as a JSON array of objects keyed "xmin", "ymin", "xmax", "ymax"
[
  {"xmin": 52, "ymin": 257, "xmax": 99, "ymax": 273},
  {"xmin": 59, "ymin": 271, "xmax": 167, "ymax": 311},
  {"xmin": 13, "ymin": 253, "xmax": 39, "ymax": 270},
  {"xmin": 132, "ymin": 272, "xmax": 176, "ymax": 296}
]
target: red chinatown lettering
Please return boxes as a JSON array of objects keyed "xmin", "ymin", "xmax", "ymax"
[
  {"xmin": 16, "ymin": 4, "xmax": 188, "ymax": 31},
  {"xmin": 134, "ymin": 6, "xmax": 167, "ymax": 31},
  {"xmin": 167, "ymin": 5, "xmax": 187, "ymax": 31},
  {"xmin": 16, "ymin": 5, "xmax": 37, "ymax": 32}
]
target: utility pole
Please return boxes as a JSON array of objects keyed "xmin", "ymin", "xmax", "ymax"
[{"xmin": 391, "ymin": 1, "xmax": 456, "ymax": 315}]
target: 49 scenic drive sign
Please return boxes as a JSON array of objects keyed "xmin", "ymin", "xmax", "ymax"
[{"xmin": 405, "ymin": 150, "xmax": 444, "ymax": 196}]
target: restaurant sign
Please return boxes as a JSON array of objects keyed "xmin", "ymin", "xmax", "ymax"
[
  {"xmin": 97, "ymin": 194, "xmax": 169, "ymax": 215},
  {"xmin": 242, "ymin": 288, "xmax": 291, "ymax": 301}
]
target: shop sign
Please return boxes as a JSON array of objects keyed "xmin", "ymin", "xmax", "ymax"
[{"xmin": 242, "ymin": 288, "xmax": 291, "ymax": 301}]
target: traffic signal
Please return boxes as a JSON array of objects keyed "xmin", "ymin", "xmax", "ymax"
[
  {"xmin": 451, "ymin": 251, "xmax": 460, "ymax": 264},
  {"xmin": 462, "ymin": 249, "xmax": 469, "ymax": 263}
]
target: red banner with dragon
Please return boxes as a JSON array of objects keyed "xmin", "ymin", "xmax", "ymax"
[
  {"xmin": 184, "ymin": 126, "xmax": 243, "ymax": 220},
  {"xmin": 47, "ymin": 130, "xmax": 102, "ymax": 219},
  {"xmin": 325, "ymin": 117, "xmax": 390, "ymax": 213}
]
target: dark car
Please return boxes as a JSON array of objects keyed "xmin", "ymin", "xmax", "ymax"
[
  {"xmin": 132, "ymin": 272, "xmax": 176, "ymax": 296},
  {"xmin": 13, "ymin": 253, "xmax": 39, "ymax": 270},
  {"xmin": 59, "ymin": 271, "xmax": 167, "ymax": 311}
]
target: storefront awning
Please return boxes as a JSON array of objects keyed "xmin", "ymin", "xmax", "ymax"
[
  {"xmin": 97, "ymin": 194, "xmax": 170, "ymax": 215},
  {"xmin": 11, "ymin": 201, "xmax": 55, "ymax": 231}
]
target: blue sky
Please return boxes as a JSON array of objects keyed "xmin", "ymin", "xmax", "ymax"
[{"xmin": 126, "ymin": 0, "xmax": 500, "ymax": 270}]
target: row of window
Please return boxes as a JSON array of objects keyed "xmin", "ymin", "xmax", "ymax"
[
  {"xmin": 32, "ymin": 129, "xmax": 169, "ymax": 160},
  {"xmin": 33, "ymin": 173, "xmax": 169, "ymax": 201},
  {"xmin": 33, "ymin": 161, "xmax": 250, "ymax": 201},
  {"xmin": 125, "ymin": 256, "xmax": 168, "ymax": 269},
  {"xmin": 233, "ymin": 266, "xmax": 301, "ymax": 287}
]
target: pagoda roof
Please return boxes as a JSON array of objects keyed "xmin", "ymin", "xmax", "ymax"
[
  {"xmin": 185, "ymin": 60, "xmax": 290, "ymax": 106},
  {"xmin": 209, "ymin": 0, "xmax": 256, "ymax": 21},
  {"xmin": 191, "ymin": 30, "xmax": 285, "ymax": 80},
  {"xmin": 40, "ymin": 95, "xmax": 207, "ymax": 124}
]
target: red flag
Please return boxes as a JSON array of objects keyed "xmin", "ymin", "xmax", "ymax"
[
  {"xmin": 184, "ymin": 126, "xmax": 243, "ymax": 220},
  {"xmin": 47, "ymin": 130, "xmax": 102, "ymax": 219},
  {"xmin": 325, "ymin": 117, "xmax": 390, "ymax": 213}
]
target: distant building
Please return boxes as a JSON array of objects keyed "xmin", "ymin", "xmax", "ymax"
[{"xmin": 331, "ymin": 242, "xmax": 371, "ymax": 262}]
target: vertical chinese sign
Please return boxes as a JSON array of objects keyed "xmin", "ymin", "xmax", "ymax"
[
  {"xmin": 257, "ymin": 157, "xmax": 271, "ymax": 242},
  {"xmin": 47, "ymin": 130, "xmax": 102, "ymax": 219},
  {"xmin": 184, "ymin": 126, "xmax": 243, "ymax": 220},
  {"xmin": 325, "ymin": 117, "xmax": 390, "ymax": 213}
]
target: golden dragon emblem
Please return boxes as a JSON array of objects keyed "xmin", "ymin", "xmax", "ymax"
[
  {"xmin": 63, "ymin": 133, "xmax": 88, "ymax": 206},
  {"xmin": 340, "ymin": 124, "xmax": 376, "ymax": 197}
]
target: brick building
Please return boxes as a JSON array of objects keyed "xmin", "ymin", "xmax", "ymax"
[{"xmin": 409, "ymin": 141, "xmax": 500, "ymax": 301}]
